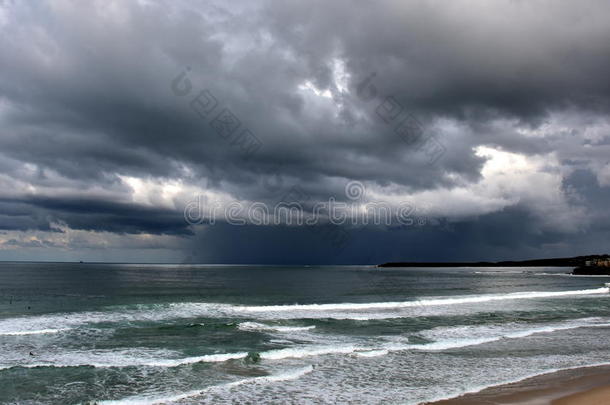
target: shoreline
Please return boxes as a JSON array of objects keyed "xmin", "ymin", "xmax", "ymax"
[
  {"xmin": 424, "ymin": 365, "xmax": 610, "ymax": 404},
  {"xmin": 378, "ymin": 254, "xmax": 610, "ymax": 268}
]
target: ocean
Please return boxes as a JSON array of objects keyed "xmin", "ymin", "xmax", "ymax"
[{"xmin": 1, "ymin": 262, "xmax": 610, "ymax": 404}]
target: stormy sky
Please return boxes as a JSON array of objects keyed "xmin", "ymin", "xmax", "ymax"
[{"xmin": 1, "ymin": 0, "xmax": 609, "ymax": 264}]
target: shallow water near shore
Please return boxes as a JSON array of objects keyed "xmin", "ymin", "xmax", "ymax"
[{"xmin": 1, "ymin": 262, "xmax": 610, "ymax": 404}]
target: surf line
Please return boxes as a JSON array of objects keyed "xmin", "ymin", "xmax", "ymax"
[{"xmin": 237, "ymin": 287, "xmax": 610, "ymax": 312}]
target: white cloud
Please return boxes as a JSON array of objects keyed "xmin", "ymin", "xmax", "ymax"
[{"xmin": 369, "ymin": 146, "xmax": 587, "ymax": 232}]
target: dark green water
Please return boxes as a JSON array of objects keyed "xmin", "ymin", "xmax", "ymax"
[{"xmin": 1, "ymin": 263, "xmax": 610, "ymax": 404}]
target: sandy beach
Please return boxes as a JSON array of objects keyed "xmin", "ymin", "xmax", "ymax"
[{"xmin": 425, "ymin": 365, "xmax": 610, "ymax": 405}]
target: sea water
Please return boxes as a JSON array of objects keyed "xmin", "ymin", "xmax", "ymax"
[{"xmin": 1, "ymin": 263, "xmax": 610, "ymax": 404}]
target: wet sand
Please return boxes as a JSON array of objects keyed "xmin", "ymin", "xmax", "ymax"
[
  {"xmin": 554, "ymin": 385, "xmax": 610, "ymax": 404},
  {"xmin": 425, "ymin": 365, "xmax": 610, "ymax": 405}
]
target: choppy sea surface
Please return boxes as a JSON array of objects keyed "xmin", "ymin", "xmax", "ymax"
[{"xmin": 1, "ymin": 262, "xmax": 610, "ymax": 404}]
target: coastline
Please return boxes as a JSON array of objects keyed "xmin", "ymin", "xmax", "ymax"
[
  {"xmin": 424, "ymin": 365, "xmax": 610, "ymax": 405},
  {"xmin": 378, "ymin": 254, "xmax": 610, "ymax": 268}
]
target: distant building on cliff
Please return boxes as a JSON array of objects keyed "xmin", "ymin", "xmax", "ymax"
[{"xmin": 586, "ymin": 258, "xmax": 610, "ymax": 267}]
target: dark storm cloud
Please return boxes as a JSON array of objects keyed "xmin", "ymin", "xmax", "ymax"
[
  {"xmin": 184, "ymin": 206, "xmax": 600, "ymax": 265},
  {"xmin": 0, "ymin": 196, "xmax": 192, "ymax": 235},
  {"xmin": 0, "ymin": 0, "xmax": 609, "ymax": 261},
  {"xmin": 264, "ymin": 0, "xmax": 610, "ymax": 118}
]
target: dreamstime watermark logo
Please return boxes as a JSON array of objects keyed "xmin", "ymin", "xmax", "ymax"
[
  {"xmin": 355, "ymin": 72, "xmax": 446, "ymax": 165},
  {"xmin": 184, "ymin": 181, "xmax": 427, "ymax": 228},
  {"xmin": 170, "ymin": 66, "xmax": 263, "ymax": 159},
  {"xmin": 275, "ymin": 182, "xmax": 352, "ymax": 253},
  {"xmin": 345, "ymin": 180, "xmax": 366, "ymax": 201}
]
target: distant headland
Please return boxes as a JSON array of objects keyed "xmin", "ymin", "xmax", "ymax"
[
  {"xmin": 378, "ymin": 254, "xmax": 610, "ymax": 275},
  {"xmin": 572, "ymin": 257, "xmax": 610, "ymax": 275}
]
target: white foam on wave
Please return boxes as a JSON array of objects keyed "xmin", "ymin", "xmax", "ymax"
[
  {"xmin": 0, "ymin": 344, "xmax": 383, "ymax": 370},
  {"xmin": 238, "ymin": 287, "xmax": 610, "ymax": 313},
  {"xmin": 419, "ymin": 317, "xmax": 610, "ymax": 346},
  {"xmin": 237, "ymin": 322, "xmax": 316, "ymax": 333},
  {"xmin": 1, "ymin": 287, "xmax": 607, "ymax": 331},
  {"xmin": 474, "ymin": 270, "xmax": 525, "ymax": 274},
  {"xmin": 4, "ymin": 317, "xmax": 609, "ymax": 371},
  {"xmin": 260, "ymin": 317, "xmax": 610, "ymax": 360},
  {"xmin": 97, "ymin": 365, "xmax": 314, "ymax": 405},
  {"xmin": 141, "ymin": 352, "xmax": 249, "ymax": 367},
  {"xmin": 354, "ymin": 349, "xmax": 389, "ymax": 357},
  {"xmin": 262, "ymin": 344, "xmax": 365, "ymax": 360},
  {"xmin": 0, "ymin": 287, "xmax": 610, "ymax": 335},
  {"xmin": 0, "ymin": 349, "xmax": 249, "ymax": 371},
  {"xmin": 0, "ymin": 303, "xmax": 229, "ymax": 337},
  {"xmin": 257, "ymin": 338, "xmax": 493, "ymax": 360},
  {"xmin": 0, "ymin": 328, "xmax": 70, "ymax": 336},
  {"xmin": 411, "ymin": 337, "xmax": 501, "ymax": 351}
]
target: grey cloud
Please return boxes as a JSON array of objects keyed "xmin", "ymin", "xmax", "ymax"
[
  {"xmin": 0, "ymin": 0, "xmax": 609, "ymax": 261},
  {"xmin": 0, "ymin": 196, "xmax": 193, "ymax": 235}
]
